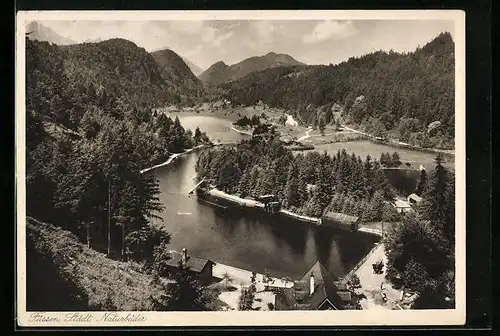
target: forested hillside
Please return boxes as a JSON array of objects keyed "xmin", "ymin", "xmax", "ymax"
[
  {"xmin": 26, "ymin": 36, "xmax": 219, "ymax": 310},
  {"xmin": 151, "ymin": 48, "xmax": 205, "ymax": 103},
  {"xmin": 218, "ymin": 33, "xmax": 455, "ymax": 149},
  {"xmin": 182, "ymin": 57, "xmax": 204, "ymax": 76},
  {"xmin": 27, "ymin": 38, "xmax": 202, "ymax": 130},
  {"xmin": 26, "ymin": 217, "xmax": 222, "ymax": 311},
  {"xmin": 26, "ymin": 217, "xmax": 160, "ymax": 311},
  {"xmin": 200, "ymin": 52, "xmax": 306, "ymax": 86},
  {"xmin": 26, "ymin": 37, "xmax": 211, "ymax": 262}
]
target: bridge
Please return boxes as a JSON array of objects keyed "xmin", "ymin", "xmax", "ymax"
[{"xmin": 188, "ymin": 178, "xmax": 206, "ymax": 195}]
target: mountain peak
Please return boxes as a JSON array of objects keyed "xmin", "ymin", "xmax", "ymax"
[
  {"xmin": 150, "ymin": 48, "xmax": 204, "ymax": 93},
  {"xmin": 200, "ymin": 53, "xmax": 305, "ymax": 85},
  {"xmin": 26, "ymin": 21, "xmax": 77, "ymax": 45},
  {"xmin": 213, "ymin": 61, "xmax": 228, "ymax": 68}
]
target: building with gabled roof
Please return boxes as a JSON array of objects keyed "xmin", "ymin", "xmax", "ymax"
[
  {"xmin": 164, "ymin": 248, "xmax": 215, "ymax": 285},
  {"xmin": 274, "ymin": 261, "xmax": 356, "ymax": 310}
]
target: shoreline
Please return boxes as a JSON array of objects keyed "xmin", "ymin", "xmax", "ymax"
[
  {"xmin": 202, "ymin": 187, "xmax": 322, "ymax": 224},
  {"xmin": 342, "ymin": 125, "xmax": 455, "ymax": 157},
  {"xmin": 198, "ymin": 187, "xmax": 388, "ymax": 234},
  {"xmin": 199, "ymin": 188, "xmax": 384, "ymax": 284},
  {"xmin": 160, "ymin": 109, "xmax": 453, "ymax": 156},
  {"xmin": 229, "ymin": 126, "xmax": 253, "ymax": 136},
  {"xmin": 140, "ymin": 145, "xmax": 209, "ymax": 174}
]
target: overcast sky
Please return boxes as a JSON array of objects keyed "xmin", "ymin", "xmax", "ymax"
[{"xmin": 38, "ymin": 20, "xmax": 455, "ymax": 70}]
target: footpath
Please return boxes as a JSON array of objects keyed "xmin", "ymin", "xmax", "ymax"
[{"xmin": 354, "ymin": 244, "xmax": 404, "ymax": 310}]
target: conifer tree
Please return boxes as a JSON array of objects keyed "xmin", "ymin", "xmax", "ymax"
[
  {"xmin": 391, "ymin": 152, "xmax": 402, "ymax": 167},
  {"xmin": 415, "ymin": 168, "xmax": 428, "ymax": 195},
  {"xmin": 284, "ymin": 163, "xmax": 300, "ymax": 208},
  {"xmin": 419, "ymin": 154, "xmax": 451, "ymax": 233}
]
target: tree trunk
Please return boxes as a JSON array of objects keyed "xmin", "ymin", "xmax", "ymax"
[
  {"xmin": 107, "ymin": 179, "xmax": 111, "ymax": 256},
  {"xmin": 86, "ymin": 221, "xmax": 91, "ymax": 248},
  {"xmin": 121, "ymin": 222, "xmax": 126, "ymax": 259},
  {"xmin": 98, "ymin": 209, "xmax": 103, "ymax": 242}
]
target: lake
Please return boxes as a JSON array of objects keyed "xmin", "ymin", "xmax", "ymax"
[
  {"xmin": 306, "ymin": 141, "xmax": 454, "ymax": 172},
  {"xmin": 167, "ymin": 114, "xmax": 244, "ymax": 144},
  {"xmin": 151, "ymin": 115, "xmax": 380, "ymax": 280}
]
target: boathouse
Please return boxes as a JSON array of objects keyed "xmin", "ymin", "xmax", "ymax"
[
  {"xmin": 320, "ymin": 212, "xmax": 359, "ymax": 231},
  {"xmin": 164, "ymin": 248, "xmax": 215, "ymax": 285},
  {"xmin": 274, "ymin": 261, "xmax": 356, "ymax": 310},
  {"xmin": 256, "ymin": 195, "xmax": 282, "ymax": 213}
]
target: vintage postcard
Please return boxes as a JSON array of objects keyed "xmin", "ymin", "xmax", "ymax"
[{"xmin": 16, "ymin": 10, "xmax": 466, "ymax": 327}]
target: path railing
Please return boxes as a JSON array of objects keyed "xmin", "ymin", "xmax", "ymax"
[{"xmin": 341, "ymin": 243, "xmax": 383, "ymax": 285}]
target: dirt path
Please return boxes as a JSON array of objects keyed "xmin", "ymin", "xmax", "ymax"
[
  {"xmin": 354, "ymin": 244, "xmax": 404, "ymax": 310},
  {"xmin": 297, "ymin": 127, "xmax": 313, "ymax": 141}
]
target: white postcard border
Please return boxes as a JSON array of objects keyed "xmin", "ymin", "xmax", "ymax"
[{"xmin": 16, "ymin": 9, "xmax": 466, "ymax": 327}]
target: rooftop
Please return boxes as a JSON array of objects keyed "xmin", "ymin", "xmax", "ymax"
[
  {"xmin": 164, "ymin": 251, "xmax": 214, "ymax": 273},
  {"xmin": 408, "ymin": 193, "xmax": 423, "ymax": 202},
  {"xmin": 299, "ymin": 261, "xmax": 346, "ymax": 310},
  {"xmin": 394, "ymin": 200, "xmax": 411, "ymax": 208},
  {"xmin": 322, "ymin": 212, "xmax": 359, "ymax": 224}
]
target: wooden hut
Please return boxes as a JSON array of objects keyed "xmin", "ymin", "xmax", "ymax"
[{"xmin": 320, "ymin": 212, "xmax": 359, "ymax": 231}]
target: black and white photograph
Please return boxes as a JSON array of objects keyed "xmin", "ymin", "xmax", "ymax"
[{"xmin": 16, "ymin": 10, "xmax": 466, "ymax": 326}]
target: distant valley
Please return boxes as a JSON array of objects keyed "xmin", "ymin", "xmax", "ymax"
[{"xmin": 25, "ymin": 22, "xmax": 454, "ymax": 150}]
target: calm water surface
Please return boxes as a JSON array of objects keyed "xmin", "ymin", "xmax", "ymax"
[
  {"xmin": 308, "ymin": 141, "xmax": 454, "ymax": 171},
  {"xmin": 151, "ymin": 116, "xmax": 380, "ymax": 280}
]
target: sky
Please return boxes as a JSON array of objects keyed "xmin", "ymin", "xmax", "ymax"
[{"xmin": 37, "ymin": 19, "xmax": 455, "ymax": 70}]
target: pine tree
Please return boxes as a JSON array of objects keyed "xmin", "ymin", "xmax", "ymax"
[
  {"xmin": 318, "ymin": 118, "xmax": 326, "ymax": 135},
  {"xmin": 315, "ymin": 164, "xmax": 333, "ymax": 213},
  {"xmin": 193, "ymin": 126, "xmax": 203, "ymax": 145},
  {"xmin": 391, "ymin": 152, "xmax": 401, "ymax": 167},
  {"xmin": 284, "ymin": 163, "xmax": 300, "ymax": 208},
  {"xmin": 419, "ymin": 154, "xmax": 451, "ymax": 233},
  {"xmin": 415, "ymin": 168, "xmax": 428, "ymax": 195},
  {"xmin": 238, "ymin": 271, "xmax": 257, "ymax": 311},
  {"xmin": 380, "ymin": 152, "xmax": 389, "ymax": 167},
  {"xmin": 365, "ymin": 190, "xmax": 385, "ymax": 221}
]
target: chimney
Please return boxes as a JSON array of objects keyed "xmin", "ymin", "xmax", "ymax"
[
  {"xmin": 182, "ymin": 248, "xmax": 188, "ymax": 264},
  {"xmin": 309, "ymin": 272, "xmax": 315, "ymax": 296}
]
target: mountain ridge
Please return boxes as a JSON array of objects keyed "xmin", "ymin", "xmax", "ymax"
[
  {"xmin": 26, "ymin": 37, "xmax": 204, "ymax": 129},
  {"xmin": 199, "ymin": 52, "xmax": 306, "ymax": 85},
  {"xmin": 182, "ymin": 58, "xmax": 204, "ymax": 76},
  {"xmin": 26, "ymin": 21, "xmax": 77, "ymax": 45},
  {"xmin": 151, "ymin": 48, "xmax": 205, "ymax": 99}
]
